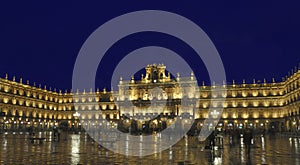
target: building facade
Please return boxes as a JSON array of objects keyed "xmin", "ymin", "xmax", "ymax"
[{"xmin": 0, "ymin": 64, "xmax": 299, "ymax": 133}]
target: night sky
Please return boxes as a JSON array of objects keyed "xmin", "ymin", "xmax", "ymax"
[{"xmin": 1, "ymin": 1, "xmax": 300, "ymax": 91}]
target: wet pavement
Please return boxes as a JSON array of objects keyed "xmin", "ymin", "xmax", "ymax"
[{"xmin": 0, "ymin": 131, "xmax": 300, "ymax": 164}]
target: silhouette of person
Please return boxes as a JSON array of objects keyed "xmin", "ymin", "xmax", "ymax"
[
  {"xmin": 208, "ymin": 131, "xmax": 215, "ymax": 149},
  {"xmin": 243, "ymin": 128, "xmax": 253, "ymax": 157}
]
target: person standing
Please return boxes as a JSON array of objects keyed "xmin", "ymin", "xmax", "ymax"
[
  {"xmin": 243, "ymin": 128, "xmax": 253, "ymax": 157},
  {"xmin": 57, "ymin": 128, "xmax": 61, "ymax": 142},
  {"xmin": 208, "ymin": 131, "xmax": 215, "ymax": 149}
]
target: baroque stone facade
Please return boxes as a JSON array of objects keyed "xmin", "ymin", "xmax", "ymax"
[{"xmin": 0, "ymin": 64, "xmax": 299, "ymax": 133}]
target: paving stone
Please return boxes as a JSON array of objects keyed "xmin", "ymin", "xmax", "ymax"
[{"xmin": 0, "ymin": 132, "xmax": 299, "ymax": 164}]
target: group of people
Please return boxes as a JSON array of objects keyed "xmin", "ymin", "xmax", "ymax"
[{"xmin": 206, "ymin": 128, "xmax": 254, "ymax": 157}]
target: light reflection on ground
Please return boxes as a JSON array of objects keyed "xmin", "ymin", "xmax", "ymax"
[{"xmin": 0, "ymin": 132, "xmax": 299, "ymax": 164}]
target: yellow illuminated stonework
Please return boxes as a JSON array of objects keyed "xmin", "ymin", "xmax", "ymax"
[{"xmin": 0, "ymin": 64, "xmax": 299, "ymax": 132}]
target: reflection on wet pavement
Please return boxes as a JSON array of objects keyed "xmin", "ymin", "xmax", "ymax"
[{"xmin": 0, "ymin": 132, "xmax": 299, "ymax": 164}]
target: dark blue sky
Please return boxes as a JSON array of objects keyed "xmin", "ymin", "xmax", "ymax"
[{"xmin": 1, "ymin": 1, "xmax": 300, "ymax": 91}]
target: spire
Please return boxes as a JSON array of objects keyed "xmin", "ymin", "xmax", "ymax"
[
  {"xmin": 33, "ymin": 82, "xmax": 36, "ymax": 87},
  {"xmin": 272, "ymin": 78, "xmax": 275, "ymax": 83},
  {"xmin": 103, "ymin": 88, "xmax": 107, "ymax": 94},
  {"xmin": 20, "ymin": 77, "xmax": 22, "ymax": 84},
  {"xmin": 26, "ymin": 80, "xmax": 29, "ymax": 85},
  {"xmin": 119, "ymin": 77, "xmax": 123, "ymax": 84},
  {"xmin": 212, "ymin": 81, "xmax": 216, "ymax": 86},
  {"xmin": 202, "ymin": 81, "xmax": 205, "ymax": 86},
  {"xmin": 253, "ymin": 79, "xmax": 256, "ymax": 84},
  {"xmin": 190, "ymin": 72, "xmax": 194, "ymax": 80},
  {"xmin": 5, "ymin": 73, "xmax": 8, "ymax": 80},
  {"xmin": 176, "ymin": 73, "xmax": 180, "ymax": 81},
  {"xmin": 131, "ymin": 75, "xmax": 135, "ymax": 83},
  {"xmin": 90, "ymin": 88, "xmax": 93, "ymax": 93},
  {"xmin": 44, "ymin": 85, "xmax": 47, "ymax": 90},
  {"xmin": 12, "ymin": 76, "xmax": 15, "ymax": 82},
  {"xmin": 263, "ymin": 78, "xmax": 266, "ymax": 84}
]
